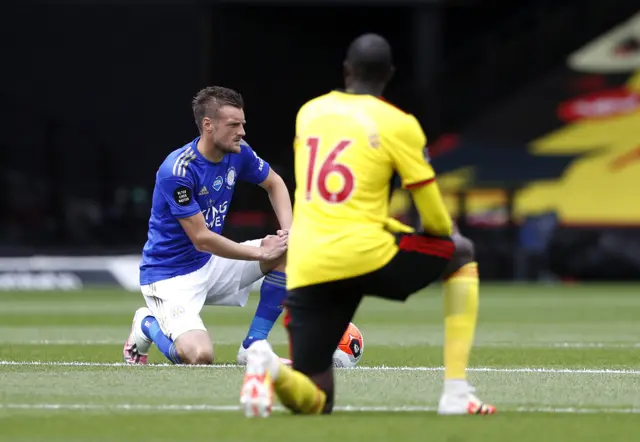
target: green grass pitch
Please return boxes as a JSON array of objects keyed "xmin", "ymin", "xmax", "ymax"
[{"xmin": 1, "ymin": 283, "xmax": 640, "ymax": 441}]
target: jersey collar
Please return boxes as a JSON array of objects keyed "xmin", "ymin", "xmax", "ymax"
[{"xmin": 191, "ymin": 136, "xmax": 225, "ymax": 165}]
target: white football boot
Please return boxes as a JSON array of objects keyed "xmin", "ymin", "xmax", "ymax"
[
  {"xmin": 437, "ymin": 381, "xmax": 496, "ymax": 415},
  {"xmin": 240, "ymin": 340, "xmax": 277, "ymax": 418},
  {"xmin": 123, "ymin": 307, "xmax": 153, "ymax": 365},
  {"xmin": 237, "ymin": 341, "xmax": 292, "ymax": 366}
]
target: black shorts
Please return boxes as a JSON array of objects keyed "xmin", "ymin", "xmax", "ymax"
[{"xmin": 284, "ymin": 232, "xmax": 454, "ymax": 375}]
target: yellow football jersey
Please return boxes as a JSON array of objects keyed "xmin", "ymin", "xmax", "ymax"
[{"xmin": 286, "ymin": 90, "xmax": 437, "ymax": 289}]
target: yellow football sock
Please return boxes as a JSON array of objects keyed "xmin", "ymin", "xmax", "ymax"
[
  {"xmin": 274, "ymin": 364, "xmax": 326, "ymax": 414},
  {"xmin": 443, "ymin": 262, "xmax": 479, "ymax": 380}
]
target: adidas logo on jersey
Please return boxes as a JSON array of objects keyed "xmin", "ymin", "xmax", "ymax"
[{"xmin": 198, "ymin": 186, "xmax": 209, "ymax": 196}]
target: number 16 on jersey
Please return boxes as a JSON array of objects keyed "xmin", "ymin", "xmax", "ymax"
[{"xmin": 304, "ymin": 137, "xmax": 355, "ymax": 204}]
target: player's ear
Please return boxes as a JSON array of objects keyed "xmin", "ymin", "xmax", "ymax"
[
  {"xmin": 202, "ymin": 117, "xmax": 213, "ymax": 133},
  {"xmin": 387, "ymin": 65, "xmax": 396, "ymax": 82},
  {"xmin": 343, "ymin": 61, "xmax": 351, "ymax": 81}
]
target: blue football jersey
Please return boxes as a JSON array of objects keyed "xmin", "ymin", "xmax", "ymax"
[{"xmin": 139, "ymin": 137, "xmax": 270, "ymax": 285}]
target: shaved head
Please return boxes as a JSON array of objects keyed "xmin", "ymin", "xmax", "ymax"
[{"xmin": 344, "ymin": 33, "xmax": 394, "ymax": 86}]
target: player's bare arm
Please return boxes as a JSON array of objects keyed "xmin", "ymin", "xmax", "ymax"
[
  {"xmin": 178, "ymin": 212, "xmax": 287, "ymax": 261},
  {"xmin": 259, "ymin": 168, "xmax": 292, "ymax": 234}
]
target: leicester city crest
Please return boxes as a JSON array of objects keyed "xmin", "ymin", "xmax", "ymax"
[{"xmin": 226, "ymin": 167, "xmax": 237, "ymax": 189}]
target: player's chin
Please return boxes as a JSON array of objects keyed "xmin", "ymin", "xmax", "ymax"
[{"xmin": 226, "ymin": 142, "xmax": 242, "ymax": 153}]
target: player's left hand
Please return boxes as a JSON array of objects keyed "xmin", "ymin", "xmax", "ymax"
[
  {"xmin": 259, "ymin": 234, "xmax": 288, "ymax": 261},
  {"xmin": 276, "ymin": 229, "xmax": 289, "ymax": 237}
]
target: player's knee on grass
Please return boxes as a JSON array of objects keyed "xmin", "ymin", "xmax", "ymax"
[
  {"xmin": 285, "ymin": 368, "xmax": 335, "ymax": 415},
  {"xmin": 443, "ymin": 234, "xmax": 475, "ymax": 278},
  {"xmin": 174, "ymin": 330, "xmax": 214, "ymax": 365},
  {"xmin": 310, "ymin": 370, "xmax": 335, "ymax": 414},
  {"xmin": 178, "ymin": 344, "xmax": 214, "ymax": 365}
]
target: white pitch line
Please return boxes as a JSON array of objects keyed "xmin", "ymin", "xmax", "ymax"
[
  {"xmin": 0, "ymin": 360, "xmax": 238, "ymax": 368},
  {"xmin": 1, "ymin": 360, "xmax": 640, "ymax": 374},
  {"xmin": 1, "ymin": 403, "xmax": 640, "ymax": 414},
  {"xmin": 549, "ymin": 342, "xmax": 640, "ymax": 349},
  {"xmin": 23, "ymin": 340, "xmax": 124, "ymax": 345},
  {"xmin": 15, "ymin": 340, "xmax": 258, "ymax": 346},
  {"xmin": 10, "ymin": 340, "xmax": 640, "ymax": 349},
  {"xmin": 355, "ymin": 366, "xmax": 640, "ymax": 375}
]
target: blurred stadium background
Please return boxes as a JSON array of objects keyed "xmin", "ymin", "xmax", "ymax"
[
  {"xmin": 1, "ymin": 2, "xmax": 640, "ymax": 440},
  {"xmin": 2, "ymin": 1, "xmax": 639, "ymax": 286}
]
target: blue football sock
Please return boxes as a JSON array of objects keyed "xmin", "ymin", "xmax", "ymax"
[
  {"xmin": 141, "ymin": 315, "xmax": 181, "ymax": 364},
  {"xmin": 242, "ymin": 270, "xmax": 287, "ymax": 349}
]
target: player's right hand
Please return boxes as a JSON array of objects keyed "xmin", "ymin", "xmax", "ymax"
[{"xmin": 259, "ymin": 234, "xmax": 288, "ymax": 261}]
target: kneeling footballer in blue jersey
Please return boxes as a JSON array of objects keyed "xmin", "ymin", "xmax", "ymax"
[{"xmin": 123, "ymin": 86, "xmax": 292, "ymax": 365}]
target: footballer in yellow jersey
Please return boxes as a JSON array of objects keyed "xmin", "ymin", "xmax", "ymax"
[
  {"xmin": 240, "ymin": 33, "xmax": 495, "ymax": 418},
  {"xmin": 286, "ymin": 90, "xmax": 452, "ymax": 288}
]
